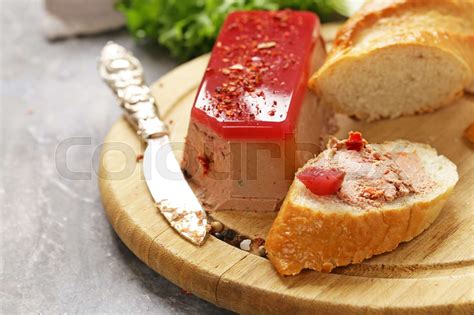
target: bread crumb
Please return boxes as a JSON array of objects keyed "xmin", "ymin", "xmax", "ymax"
[
  {"xmin": 321, "ymin": 263, "xmax": 334, "ymax": 273},
  {"xmin": 463, "ymin": 123, "xmax": 474, "ymax": 143}
]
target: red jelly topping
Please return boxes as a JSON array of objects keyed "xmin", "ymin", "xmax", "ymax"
[
  {"xmin": 191, "ymin": 10, "xmax": 320, "ymax": 139},
  {"xmin": 297, "ymin": 167, "xmax": 345, "ymax": 196},
  {"xmin": 346, "ymin": 131, "xmax": 365, "ymax": 151}
]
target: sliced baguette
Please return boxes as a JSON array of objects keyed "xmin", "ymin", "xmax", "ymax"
[
  {"xmin": 309, "ymin": 0, "xmax": 474, "ymax": 121},
  {"xmin": 266, "ymin": 140, "xmax": 458, "ymax": 275}
]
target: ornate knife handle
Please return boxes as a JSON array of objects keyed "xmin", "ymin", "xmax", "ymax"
[{"xmin": 99, "ymin": 41, "xmax": 169, "ymax": 141}]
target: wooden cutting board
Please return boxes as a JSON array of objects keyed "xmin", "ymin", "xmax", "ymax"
[{"xmin": 99, "ymin": 25, "xmax": 474, "ymax": 314}]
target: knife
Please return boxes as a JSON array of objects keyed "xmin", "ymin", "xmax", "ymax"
[{"xmin": 98, "ymin": 41, "xmax": 208, "ymax": 245}]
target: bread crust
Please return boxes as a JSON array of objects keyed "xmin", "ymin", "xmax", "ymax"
[
  {"xmin": 309, "ymin": 0, "xmax": 474, "ymax": 120},
  {"xmin": 332, "ymin": 0, "xmax": 474, "ymax": 52},
  {"xmin": 266, "ymin": 185, "xmax": 454, "ymax": 275}
]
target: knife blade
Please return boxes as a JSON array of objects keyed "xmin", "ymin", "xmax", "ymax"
[{"xmin": 98, "ymin": 41, "xmax": 208, "ymax": 245}]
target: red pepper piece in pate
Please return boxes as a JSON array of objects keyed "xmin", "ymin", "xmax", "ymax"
[
  {"xmin": 296, "ymin": 167, "xmax": 345, "ymax": 196},
  {"xmin": 345, "ymin": 131, "xmax": 365, "ymax": 151}
]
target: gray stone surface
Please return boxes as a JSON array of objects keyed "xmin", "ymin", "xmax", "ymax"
[{"xmin": 0, "ymin": 1, "xmax": 232, "ymax": 313}]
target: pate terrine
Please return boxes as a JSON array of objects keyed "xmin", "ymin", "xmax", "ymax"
[{"xmin": 182, "ymin": 10, "xmax": 335, "ymax": 211}]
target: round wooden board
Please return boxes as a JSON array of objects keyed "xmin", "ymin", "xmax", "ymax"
[{"xmin": 99, "ymin": 36, "xmax": 474, "ymax": 315}]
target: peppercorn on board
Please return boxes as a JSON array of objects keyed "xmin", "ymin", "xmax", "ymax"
[{"xmin": 99, "ymin": 24, "xmax": 474, "ymax": 314}]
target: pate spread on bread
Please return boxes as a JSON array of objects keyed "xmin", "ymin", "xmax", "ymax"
[
  {"xmin": 266, "ymin": 132, "xmax": 459, "ymax": 275},
  {"xmin": 309, "ymin": 0, "xmax": 474, "ymax": 121}
]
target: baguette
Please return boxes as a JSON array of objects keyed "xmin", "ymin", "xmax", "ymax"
[
  {"xmin": 266, "ymin": 133, "xmax": 458, "ymax": 275},
  {"xmin": 309, "ymin": 0, "xmax": 474, "ymax": 121}
]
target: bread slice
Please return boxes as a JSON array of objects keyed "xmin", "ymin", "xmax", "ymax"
[
  {"xmin": 309, "ymin": 0, "xmax": 474, "ymax": 121},
  {"xmin": 266, "ymin": 137, "xmax": 458, "ymax": 275}
]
